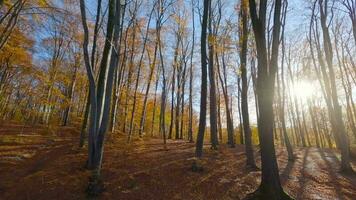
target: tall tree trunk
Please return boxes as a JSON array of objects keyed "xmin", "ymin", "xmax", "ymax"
[
  {"xmin": 80, "ymin": 0, "xmax": 121, "ymax": 194},
  {"xmin": 150, "ymin": 69, "xmax": 160, "ymax": 137},
  {"xmin": 62, "ymin": 58, "xmax": 80, "ymax": 126},
  {"xmin": 169, "ymin": 42, "xmax": 178, "ymax": 139},
  {"xmin": 237, "ymin": 78, "xmax": 244, "ymax": 145},
  {"xmin": 277, "ymin": 12, "xmax": 294, "ymax": 159},
  {"xmin": 195, "ymin": 0, "xmax": 209, "ymax": 160},
  {"xmin": 175, "ymin": 60, "xmax": 181, "ymax": 140},
  {"xmin": 139, "ymin": 41, "xmax": 158, "ymax": 137},
  {"xmin": 217, "ymin": 52, "xmax": 235, "ymax": 147},
  {"xmin": 240, "ymin": 0, "xmax": 257, "ymax": 168},
  {"xmin": 216, "ymin": 80, "xmax": 223, "ymax": 143},
  {"xmin": 125, "ymin": 17, "xmax": 138, "ymax": 139},
  {"xmin": 208, "ymin": 0, "xmax": 218, "ymax": 149},
  {"xmin": 188, "ymin": 0, "xmax": 195, "ymax": 143},
  {"xmin": 247, "ymin": 0, "xmax": 291, "ymax": 198}
]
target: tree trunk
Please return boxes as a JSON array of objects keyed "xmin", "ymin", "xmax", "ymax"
[
  {"xmin": 240, "ymin": 0, "xmax": 257, "ymax": 168},
  {"xmin": 139, "ymin": 41, "xmax": 158, "ymax": 137},
  {"xmin": 247, "ymin": 0, "xmax": 291, "ymax": 198},
  {"xmin": 195, "ymin": 0, "xmax": 209, "ymax": 159},
  {"xmin": 188, "ymin": 0, "xmax": 195, "ymax": 143},
  {"xmin": 208, "ymin": 0, "xmax": 218, "ymax": 149},
  {"xmin": 62, "ymin": 58, "xmax": 80, "ymax": 126}
]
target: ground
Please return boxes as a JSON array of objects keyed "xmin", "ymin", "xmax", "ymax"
[{"xmin": 0, "ymin": 123, "xmax": 355, "ymax": 200}]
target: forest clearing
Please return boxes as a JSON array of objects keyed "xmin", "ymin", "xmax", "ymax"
[
  {"xmin": 1, "ymin": 0, "xmax": 356, "ymax": 199},
  {"xmin": 0, "ymin": 123, "xmax": 355, "ymax": 200}
]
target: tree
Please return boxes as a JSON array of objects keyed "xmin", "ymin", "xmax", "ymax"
[
  {"xmin": 79, "ymin": 0, "xmax": 104, "ymax": 147},
  {"xmin": 246, "ymin": 0, "xmax": 292, "ymax": 198},
  {"xmin": 215, "ymin": 1, "xmax": 235, "ymax": 148},
  {"xmin": 239, "ymin": 0, "xmax": 257, "ymax": 169},
  {"xmin": 276, "ymin": 0, "xmax": 294, "ymax": 159},
  {"xmin": 80, "ymin": 0, "xmax": 122, "ymax": 194},
  {"xmin": 207, "ymin": 0, "xmax": 218, "ymax": 149},
  {"xmin": 193, "ymin": 0, "xmax": 209, "ymax": 167},
  {"xmin": 188, "ymin": 0, "xmax": 196, "ymax": 143}
]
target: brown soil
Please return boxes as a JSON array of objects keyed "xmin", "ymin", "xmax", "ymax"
[{"xmin": 0, "ymin": 124, "xmax": 355, "ymax": 200}]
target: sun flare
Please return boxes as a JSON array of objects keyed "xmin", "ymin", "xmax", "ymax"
[{"xmin": 289, "ymin": 80, "xmax": 317, "ymax": 103}]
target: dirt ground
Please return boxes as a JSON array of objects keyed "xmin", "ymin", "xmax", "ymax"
[{"xmin": 0, "ymin": 123, "xmax": 355, "ymax": 200}]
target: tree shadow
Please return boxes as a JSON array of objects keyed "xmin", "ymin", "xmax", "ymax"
[
  {"xmin": 318, "ymin": 149, "xmax": 346, "ymax": 200},
  {"xmin": 327, "ymin": 151, "xmax": 356, "ymax": 182},
  {"xmin": 280, "ymin": 158, "xmax": 296, "ymax": 185},
  {"xmin": 295, "ymin": 147, "xmax": 309, "ymax": 199}
]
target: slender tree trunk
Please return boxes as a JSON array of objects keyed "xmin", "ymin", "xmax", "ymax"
[
  {"xmin": 188, "ymin": 0, "xmax": 195, "ymax": 143},
  {"xmin": 62, "ymin": 59, "xmax": 80, "ymax": 126},
  {"xmin": 217, "ymin": 52, "xmax": 235, "ymax": 147},
  {"xmin": 139, "ymin": 41, "xmax": 158, "ymax": 137},
  {"xmin": 128, "ymin": 7, "xmax": 155, "ymax": 140},
  {"xmin": 217, "ymin": 81, "xmax": 223, "ymax": 143},
  {"xmin": 240, "ymin": 0, "xmax": 257, "ymax": 168},
  {"xmin": 237, "ymin": 78, "xmax": 244, "ymax": 145},
  {"xmin": 125, "ymin": 18, "xmax": 137, "ymax": 139},
  {"xmin": 150, "ymin": 69, "xmax": 160, "ymax": 137},
  {"xmin": 208, "ymin": 0, "xmax": 218, "ymax": 149},
  {"xmin": 169, "ymin": 43, "xmax": 178, "ymax": 139},
  {"xmin": 195, "ymin": 0, "xmax": 209, "ymax": 159},
  {"xmin": 277, "ymin": 20, "xmax": 294, "ymax": 159}
]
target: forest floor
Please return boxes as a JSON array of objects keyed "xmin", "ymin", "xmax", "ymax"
[{"xmin": 0, "ymin": 123, "xmax": 356, "ymax": 200}]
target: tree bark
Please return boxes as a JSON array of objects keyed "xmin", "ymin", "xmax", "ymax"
[{"xmin": 195, "ymin": 0, "xmax": 209, "ymax": 159}]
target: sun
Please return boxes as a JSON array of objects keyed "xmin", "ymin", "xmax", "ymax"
[{"xmin": 289, "ymin": 80, "xmax": 317, "ymax": 103}]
